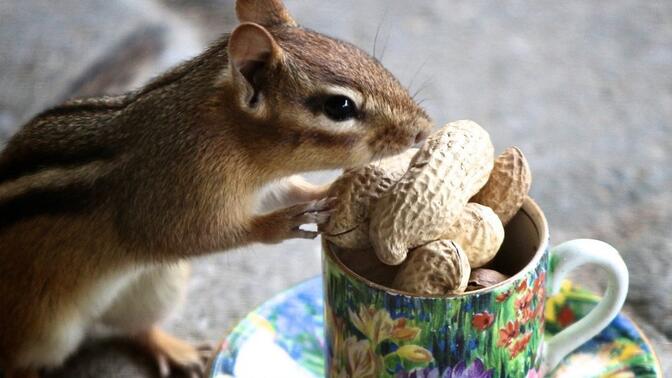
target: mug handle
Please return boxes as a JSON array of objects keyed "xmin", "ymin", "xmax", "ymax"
[{"xmin": 543, "ymin": 239, "xmax": 629, "ymax": 372}]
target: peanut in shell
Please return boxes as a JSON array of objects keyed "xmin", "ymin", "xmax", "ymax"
[
  {"xmin": 391, "ymin": 240, "xmax": 471, "ymax": 296},
  {"xmin": 441, "ymin": 203, "xmax": 504, "ymax": 268},
  {"xmin": 320, "ymin": 149, "xmax": 416, "ymax": 250},
  {"xmin": 370, "ymin": 120, "xmax": 495, "ymax": 265},
  {"xmin": 472, "ymin": 146, "xmax": 531, "ymax": 225}
]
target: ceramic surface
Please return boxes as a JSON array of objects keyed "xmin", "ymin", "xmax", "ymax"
[
  {"xmin": 209, "ymin": 277, "xmax": 661, "ymax": 378},
  {"xmin": 323, "ymin": 243, "xmax": 547, "ymax": 377},
  {"xmin": 319, "ymin": 198, "xmax": 632, "ymax": 376}
]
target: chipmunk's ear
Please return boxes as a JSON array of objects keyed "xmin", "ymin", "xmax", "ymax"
[
  {"xmin": 228, "ymin": 23, "xmax": 282, "ymax": 106},
  {"xmin": 236, "ymin": 0, "xmax": 296, "ymax": 27}
]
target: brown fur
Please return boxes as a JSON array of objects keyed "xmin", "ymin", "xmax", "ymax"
[
  {"xmin": 0, "ymin": 0, "xmax": 431, "ymax": 374},
  {"xmin": 0, "ymin": 213, "xmax": 127, "ymax": 365}
]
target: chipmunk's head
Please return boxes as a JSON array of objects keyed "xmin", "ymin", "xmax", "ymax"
[{"xmin": 221, "ymin": 0, "xmax": 432, "ymax": 173}]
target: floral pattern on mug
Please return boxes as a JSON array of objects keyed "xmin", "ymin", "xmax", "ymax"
[
  {"xmin": 395, "ymin": 358, "xmax": 494, "ymax": 378},
  {"xmin": 212, "ymin": 276, "xmax": 662, "ymax": 378},
  {"xmin": 471, "ymin": 311, "xmax": 494, "ymax": 331},
  {"xmin": 327, "ymin": 304, "xmax": 435, "ymax": 378},
  {"xmin": 324, "ymin": 248, "xmax": 549, "ymax": 377}
]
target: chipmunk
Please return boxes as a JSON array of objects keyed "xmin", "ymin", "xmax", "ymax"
[{"xmin": 0, "ymin": 1, "xmax": 432, "ymax": 377}]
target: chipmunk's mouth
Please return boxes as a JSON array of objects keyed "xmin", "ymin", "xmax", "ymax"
[
  {"xmin": 369, "ymin": 123, "xmax": 429, "ymax": 161},
  {"xmin": 383, "ymin": 136, "xmax": 422, "ymax": 157}
]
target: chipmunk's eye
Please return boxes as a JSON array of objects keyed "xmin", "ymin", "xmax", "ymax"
[{"xmin": 322, "ymin": 95, "xmax": 358, "ymax": 122}]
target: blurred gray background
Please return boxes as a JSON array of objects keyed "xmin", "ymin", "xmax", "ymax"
[{"xmin": 1, "ymin": 0, "xmax": 670, "ymax": 376}]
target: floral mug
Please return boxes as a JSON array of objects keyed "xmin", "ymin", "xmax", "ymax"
[{"xmin": 322, "ymin": 198, "xmax": 628, "ymax": 377}]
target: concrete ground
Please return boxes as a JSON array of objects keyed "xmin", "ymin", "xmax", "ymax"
[{"xmin": 1, "ymin": 0, "xmax": 670, "ymax": 376}]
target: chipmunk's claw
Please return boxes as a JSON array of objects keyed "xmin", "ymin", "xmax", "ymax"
[
  {"xmin": 289, "ymin": 197, "xmax": 336, "ymax": 239},
  {"xmin": 253, "ymin": 197, "xmax": 337, "ymax": 243}
]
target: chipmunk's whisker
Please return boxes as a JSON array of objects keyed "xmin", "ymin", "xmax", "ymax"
[
  {"xmin": 416, "ymin": 98, "xmax": 431, "ymax": 107},
  {"xmin": 372, "ymin": 3, "xmax": 392, "ymax": 62},
  {"xmin": 408, "ymin": 58, "xmax": 429, "ymax": 96},
  {"xmin": 412, "ymin": 76, "xmax": 433, "ymax": 101}
]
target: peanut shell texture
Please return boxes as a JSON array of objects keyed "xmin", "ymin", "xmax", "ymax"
[
  {"xmin": 321, "ymin": 149, "xmax": 416, "ymax": 249},
  {"xmin": 392, "ymin": 240, "xmax": 471, "ymax": 296},
  {"xmin": 472, "ymin": 146, "xmax": 532, "ymax": 225},
  {"xmin": 441, "ymin": 203, "xmax": 504, "ymax": 268},
  {"xmin": 370, "ymin": 120, "xmax": 495, "ymax": 265}
]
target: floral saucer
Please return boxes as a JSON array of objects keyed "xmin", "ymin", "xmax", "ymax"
[{"xmin": 209, "ymin": 277, "xmax": 662, "ymax": 378}]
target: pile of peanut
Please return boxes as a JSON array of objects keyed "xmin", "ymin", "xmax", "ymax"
[{"xmin": 321, "ymin": 120, "xmax": 532, "ymax": 296}]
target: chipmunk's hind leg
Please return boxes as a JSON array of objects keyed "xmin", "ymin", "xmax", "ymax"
[
  {"xmin": 136, "ymin": 327, "xmax": 212, "ymax": 378},
  {"xmin": 98, "ymin": 261, "xmax": 211, "ymax": 378}
]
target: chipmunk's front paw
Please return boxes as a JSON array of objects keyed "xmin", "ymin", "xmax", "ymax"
[{"xmin": 252, "ymin": 197, "xmax": 337, "ymax": 243}]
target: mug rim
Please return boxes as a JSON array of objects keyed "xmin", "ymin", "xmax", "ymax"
[{"xmin": 323, "ymin": 197, "xmax": 550, "ymax": 299}]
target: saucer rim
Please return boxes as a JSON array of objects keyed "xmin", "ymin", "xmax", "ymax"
[{"xmin": 208, "ymin": 275, "xmax": 663, "ymax": 378}]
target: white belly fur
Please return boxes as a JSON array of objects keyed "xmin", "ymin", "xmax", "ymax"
[{"xmin": 16, "ymin": 265, "xmax": 146, "ymax": 368}]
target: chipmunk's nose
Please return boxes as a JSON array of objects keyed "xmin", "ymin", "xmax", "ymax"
[{"xmin": 414, "ymin": 130, "xmax": 429, "ymax": 144}]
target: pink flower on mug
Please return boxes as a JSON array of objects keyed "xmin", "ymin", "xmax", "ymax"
[
  {"xmin": 526, "ymin": 368, "xmax": 542, "ymax": 378},
  {"xmin": 497, "ymin": 320, "xmax": 520, "ymax": 347},
  {"xmin": 471, "ymin": 311, "xmax": 495, "ymax": 331}
]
